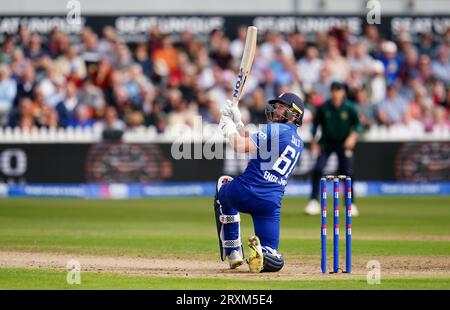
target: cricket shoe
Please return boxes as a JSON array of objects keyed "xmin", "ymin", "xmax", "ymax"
[
  {"xmin": 227, "ymin": 250, "xmax": 244, "ymax": 269},
  {"xmin": 247, "ymin": 235, "xmax": 264, "ymax": 273},
  {"xmin": 304, "ymin": 199, "xmax": 321, "ymax": 216}
]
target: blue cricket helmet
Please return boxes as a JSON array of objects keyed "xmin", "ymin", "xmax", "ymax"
[{"xmin": 266, "ymin": 92, "xmax": 305, "ymax": 126}]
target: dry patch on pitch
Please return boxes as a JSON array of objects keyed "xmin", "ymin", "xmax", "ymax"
[{"xmin": 0, "ymin": 251, "xmax": 449, "ymax": 280}]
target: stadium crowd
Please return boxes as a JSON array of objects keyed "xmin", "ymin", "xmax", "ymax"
[{"xmin": 0, "ymin": 24, "xmax": 449, "ymax": 135}]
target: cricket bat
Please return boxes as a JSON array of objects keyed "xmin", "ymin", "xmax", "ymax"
[{"xmin": 230, "ymin": 26, "xmax": 257, "ymax": 107}]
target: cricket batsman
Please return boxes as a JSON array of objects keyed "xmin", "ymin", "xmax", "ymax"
[{"xmin": 215, "ymin": 92, "xmax": 304, "ymax": 273}]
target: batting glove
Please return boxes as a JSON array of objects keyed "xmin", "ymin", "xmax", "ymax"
[
  {"xmin": 218, "ymin": 115, "xmax": 238, "ymax": 138},
  {"xmin": 221, "ymin": 100, "xmax": 244, "ymax": 130}
]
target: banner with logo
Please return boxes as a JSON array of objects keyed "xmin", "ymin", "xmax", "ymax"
[
  {"xmin": 3, "ymin": 181, "xmax": 450, "ymax": 198},
  {"xmin": 0, "ymin": 141, "xmax": 448, "ymax": 184},
  {"xmin": 1, "ymin": 15, "xmax": 449, "ymax": 43}
]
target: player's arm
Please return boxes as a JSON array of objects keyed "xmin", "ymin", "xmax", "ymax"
[
  {"xmin": 219, "ymin": 116, "xmax": 256, "ymax": 153},
  {"xmin": 344, "ymin": 131, "xmax": 358, "ymax": 150},
  {"xmin": 310, "ymin": 107, "xmax": 322, "ymax": 156},
  {"xmin": 229, "ymin": 132, "xmax": 257, "ymax": 153},
  {"xmin": 344, "ymin": 106, "xmax": 362, "ymax": 150}
]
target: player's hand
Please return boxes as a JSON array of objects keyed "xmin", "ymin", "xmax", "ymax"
[
  {"xmin": 344, "ymin": 132, "xmax": 357, "ymax": 150},
  {"xmin": 221, "ymin": 100, "xmax": 244, "ymax": 130},
  {"xmin": 218, "ymin": 115, "xmax": 238, "ymax": 138}
]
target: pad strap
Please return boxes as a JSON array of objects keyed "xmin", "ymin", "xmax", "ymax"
[
  {"xmin": 220, "ymin": 214, "xmax": 240, "ymax": 224},
  {"xmin": 222, "ymin": 239, "xmax": 242, "ymax": 248}
]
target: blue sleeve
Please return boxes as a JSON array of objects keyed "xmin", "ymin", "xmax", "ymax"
[{"xmin": 250, "ymin": 124, "xmax": 271, "ymax": 149}]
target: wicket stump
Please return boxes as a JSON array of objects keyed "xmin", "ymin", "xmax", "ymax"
[{"xmin": 320, "ymin": 175, "xmax": 352, "ymax": 273}]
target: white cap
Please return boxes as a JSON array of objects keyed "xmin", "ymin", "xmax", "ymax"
[{"xmin": 382, "ymin": 41, "xmax": 397, "ymax": 54}]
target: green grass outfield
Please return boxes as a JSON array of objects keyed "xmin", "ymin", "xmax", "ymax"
[
  {"xmin": 1, "ymin": 268, "xmax": 449, "ymax": 290},
  {"xmin": 0, "ymin": 196, "xmax": 449, "ymax": 289}
]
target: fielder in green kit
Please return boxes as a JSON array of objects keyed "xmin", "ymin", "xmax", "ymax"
[{"xmin": 305, "ymin": 81, "xmax": 361, "ymax": 216}]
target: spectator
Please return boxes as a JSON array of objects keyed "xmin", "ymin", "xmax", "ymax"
[
  {"xmin": 355, "ymin": 88, "xmax": 377, "ymax": 130},
  {"xmin": 297, "ymin": 45, "xmax": 323, "ymax": 88},
  {"xmin": 248, "ymin": 88, "xmax": 267, "ymax": 125},
  {"xmin": 91, "ymin": 59, "xmax": 114, "ymax": 90},
  {"xmin": 38, "ymin": 105, "xmax": 59, "ymax": 129},
  {"xmin": 153, "ymin": 35, "xmax": 180, "ymax": 75},
  {"xmin": 78, "ymin": 78, "xmax": 106, "ymax": 112},
  {"xmin": 145, "ymin": 98, "xmax": 167, "ymax": 132},
  {"xmin": 14, "ymin": 64, "xmax": 36, "ymax": 108},
  {"xmin": 229, "ymin": 26, "xmax": 247, "ymax": 60},
  {"xmin": 24, "ymin": 33, "xmax": 48, "ymax": 66},
  {"xmin": 287, "ymin": 32, "xmax": 308, "ymax": 60},
  {"xmin": 0, "ymin": 22, "xmax": 447, "ymax": 136},
  {"xmin": 259, "ymin": 68, "xmax": 279, "ymax": 101},
  {"xmin": 400, "ymin": 108, "xmax": 424, "ymax": 133},
  {"xmin": 56, "ymin": 82, "xmax": 79, "ymax": 127},
  {"xmin": 17, "ymin": 26, "xmax": 31, "ymax": 50},
  {"xmin": 0, "ymin": 35, "xmax": 15, "ymax": 64},
  {"xmin": 416, "ymin": 32, "xmax": 435, "ymax": 57},
  {"xmin": 95, "ymin": 106, "xmax": 125, "ymax": 132},
  {"xmin": 417, "ymin": 54, "xmax": 433, "ymax": 84},
  {"xmin": 379, "ymin": 41, "xmax": 401, "ymax": 85},
  {"xmin": 55, "ymin": 46, "xmax": 87, "ymax": 81},
  {"xmin": 368, "ymin": 60, "xmax": 386, "ymax": 104},
  {"xmin": 433, "ymin": 106, "xmax": 450, "ymax": 131},
  {"xmin": 18, "ymin": 97, "xmax": 36, "ymax": 131},
  {"xmin": 30, "ymin": 88, "xmax": 47, "ymax": 122},
  {"xmin": 312, "ymin": 67, "xmax": 332, "ymax": 100},
  {"xmin": 98, "ymin": 26, "xmax": 118, "ymax": 62},
  {"xmin": 377, "ymin": 84, "xmax": 408, "ymax": 126},
  {"xmin": 79, "ymin": 28, "xmax": 101, "ymax": 66},
  {"xmin": 68, "ymin": 104, "xmax": 94, "ymax": 128},
  {"xmin": 360, "ymin": 25, "xmax": 381, "ymax": 56},
  {"xmin": 134, "ymin": 43, "xmax": 152, "ymax": 78},
  {"xmin": 269, "ymin": 48, "xmax": 295, "ymax": 86},
  {"xmin": 348, "ymin": 42, "xmax": 374, "ymax": 81},
  {"xmin": 260, "ymin": 32, "xmax": 294, "ymax": 62},
  {"xmin": 211, "ymin": 37, "xmax": 232, "ymax": 70},
  {"xmin": 38, "ymin": 65, "xmax": 66, "ymax": 108},
  {"xmin": 399, "ymin": 47, "xmax": 419, "ymax": 83},
  {"xmin": 9, "ymin": 97, "xmax": 32, "ymax": 128},
  {"xmin": 124, "ymin": 64, "xmax": 154, "ymax": 109},
  {"xmin": 324, "ymin": 45, "xmax": 350, "ymax": 82},
  {"xmin": 0, "ymin": 64, "xmax": 17, "ymax": 125},
  {"xmin": 431, "ymin": 45, "xmax": 450, "ymax": 83},
  {"xmin": 431, "ymin": 80, "xmax": 445, "ymax": 105},
  {"xmin": 10, "ymin": 48, "xmax": 30, "ymax": 77},
  {"xmin": 166, "ymin": 89, "xmax": 198, "ymax": 127},
  {"xmin": 209, "ymin": 29, "xmax": 225, "ymax": 54},
  {"xmin": 208, "ymin": 66, "xmax": 234, "ymax": 110},
  {"xmin": 422, "ymin": 105, "xmax": 435, "ymax": 132},
  {"xmin": 441, "ymin": 84, "xmax": 450, "ymax": 112},
  {"xmin": 304, "ymin": 88, "xmax": 325, "ymax": 113},
  {"xmin": 114, "ymin": 43, "xmax": 134, "ymax": 70},
  {"xmin": 126, "ymin": 110, "xmax": 145, "ymax": 128},
  {"xmin": 176, "ymin": 31, "xmax": 195, "ymax": 56},
  {"xmin": 315, "ymin": 31, "xmax": 329, "ymax": 57},
  {"xmin": 396, "ymin": 32, "xmax": 414, "ymax": 59}
]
